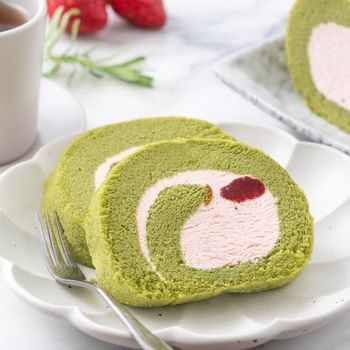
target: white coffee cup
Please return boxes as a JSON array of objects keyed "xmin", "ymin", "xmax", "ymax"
[{"xmin": 0, "ymin": 0, "xmax": 46, "ymax": 164}]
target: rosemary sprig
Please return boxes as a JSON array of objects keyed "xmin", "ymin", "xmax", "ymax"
[{"xmin": 43, "ymin": 7, "xmax": 153, "ymax": 87}]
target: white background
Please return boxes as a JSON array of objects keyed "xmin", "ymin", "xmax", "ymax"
[{"xmin": 1, "ymin": 0, "xmax": 350, "ymax": 349}]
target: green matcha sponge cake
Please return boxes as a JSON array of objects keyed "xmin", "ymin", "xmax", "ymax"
[
  {"xmin": 85, "ymin": 139, "xmax": 313, "ymax": 307},
  {"xmin": 287, "ymin": 0, "xmax": 350, "ymax": 133},
  {"xmin": 42, "ymin": 117, "xmax": 233, "ymax": 266}
]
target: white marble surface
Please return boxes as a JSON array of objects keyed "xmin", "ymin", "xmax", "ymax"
[{"xmin": 1, "ymin": 0, "xmax": 349, "ymax": 349}]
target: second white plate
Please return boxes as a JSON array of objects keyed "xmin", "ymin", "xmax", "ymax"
[
  {"xmin": 1, "ymin": 123, "xmax": 350, "ymax": 350},
  {"xmin": 214, "ymin": 37, "xmax": 350, "ymax": 155}
]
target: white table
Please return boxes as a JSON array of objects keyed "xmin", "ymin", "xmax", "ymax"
[{"xmin": 1, "ymin": 0, "xmax": 349, "ymax": 348}]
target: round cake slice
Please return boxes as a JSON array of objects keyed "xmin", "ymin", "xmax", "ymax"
[
  {"xmin": 85, "ymin": 139, "xmax": 313, "ymax": 307},
  {"xmin": 287, "ymin": 0, "xmax": 350, "ymax": 133},
  {"xmin": 42, "ymin": 117, "xmax": 233, "ymax": 267}
]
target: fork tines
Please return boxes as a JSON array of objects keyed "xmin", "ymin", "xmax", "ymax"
[{"xmin": 35, "ymin": 211, "xmax": 85, "ymax": 281}]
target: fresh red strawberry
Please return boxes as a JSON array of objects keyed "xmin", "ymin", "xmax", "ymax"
[
  {"xmin": 110, "ymin": 0, "xmax": 166, "ymax": 29},
  {"xmin": 47, "ymin": 0, "xmax": 108, "ymax": 35}
]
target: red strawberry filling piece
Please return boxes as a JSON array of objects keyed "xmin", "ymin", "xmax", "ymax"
[{"xmin": 220, "ymin": 176, "xmax": 265, "ymax": 203}]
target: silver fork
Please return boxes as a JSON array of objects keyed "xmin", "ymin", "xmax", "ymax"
[{"xmin": 35, "ymin": 212, "xmax": 173, "ymax": 350}]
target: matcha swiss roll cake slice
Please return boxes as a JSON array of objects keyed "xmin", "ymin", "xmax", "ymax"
[
  {"xmin": 42, "ymin": 117, "xmax": 233, "ymax": 267},
  {"xmin": 287, "ymin": 0, "xmax": 350, "ymax": 133},
  {"xmin": 85, "ymin": 139, "xmax": 313, "ymax": 307}
]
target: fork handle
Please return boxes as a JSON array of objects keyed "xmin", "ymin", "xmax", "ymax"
[{"xmin": 95, "ymin": 286, "xmax": 173, "ymax": 350}]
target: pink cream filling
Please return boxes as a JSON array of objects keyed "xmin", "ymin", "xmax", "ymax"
[
  {"xmin": 308, "ymin": 23, "xmax": 350, "ymax": 112},
  {"xmin": 94, "ymin": 146, "xmax": 140, "ymax": 189},
  {"xmin": 136, "ymin": 170, "xmax": 279, "ymax": 270}
]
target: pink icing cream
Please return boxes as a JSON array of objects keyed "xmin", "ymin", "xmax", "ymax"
[
  {"xmin": 308, "ymin": 23, "xmax": 350, "ymax": 112},
  {"xmin": 94, "ymin": 146, "xmax": 140, "ymax": 189},
  {"xmin": 136, "ymin": 170, "xmax": 279, "ymax": 270}
]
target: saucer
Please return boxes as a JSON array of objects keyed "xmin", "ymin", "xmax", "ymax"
[{"xmin": 0, "ymin": 78, "xmax": 86, "ymax": 173}]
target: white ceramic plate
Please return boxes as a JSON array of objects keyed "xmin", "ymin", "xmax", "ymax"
[
  {"xmin": 214, "ymin": 36, "xmax": 350, "ymax": 155},
  {"xmin": 1, "ymin": 122, "xmax": 350, "ymax": 350},
  {"xmin": 0, "ymin": 78, "xmax": 86, "ymax": 173}
]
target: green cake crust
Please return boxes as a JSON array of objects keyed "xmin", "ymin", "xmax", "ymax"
[
  {"xmin": 85, "ymin": 139, "xmax": 313, "ymax": 307},
  {"xmin": 42, "ymin": 117, "xmax": 233, "ymax": 267},
  {"xmin": 286, "ymin": 0, "xmax": 350, "ymax": 133}
]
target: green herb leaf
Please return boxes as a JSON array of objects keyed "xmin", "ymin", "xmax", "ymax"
[{"xmin": 43, "ymin": 7, "xmax": 153, "ymax": 87}]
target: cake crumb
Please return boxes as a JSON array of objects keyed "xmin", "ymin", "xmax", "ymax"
[{"xmin": 205, "ymin": 185, "xmax": 213, "ymax": 205}]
